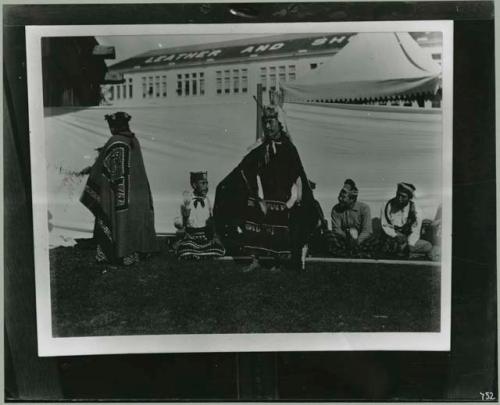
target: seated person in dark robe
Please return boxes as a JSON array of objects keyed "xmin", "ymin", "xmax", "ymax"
[
  {"xmin": 174, "ymin": 171, "xmax": 225, "ymax": 260},
  {"xmin": 214, "ymin": 106, "xmax": 319, "ymax": 271},
  {"xmin": 329, "ymin": 179, "xmax": 377, "ymax": 258},
  {"xmin": 80, "ymin": 112, "xmax": 158, "ymax": 266},
  {"xmin": 379, "ymin": 182, "xmax": 432, "ymax": 259}
]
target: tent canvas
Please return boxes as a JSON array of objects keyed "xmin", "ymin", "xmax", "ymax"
[
  {"xmin": 281, "ymin": 32, "xmax": 442, "ymax": 102},
  {"xmin": 45, "ymin": 101, "xmax": 442, "ymax": 247}
]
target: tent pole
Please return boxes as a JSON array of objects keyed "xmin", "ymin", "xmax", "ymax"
[{"xmin": 256, "ymin": 83, "xmax": 263, "ymax": 140}]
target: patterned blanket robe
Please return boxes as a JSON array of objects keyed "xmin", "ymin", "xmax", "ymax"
[{"xmin": 80, "ymin": 131, "xmax": 158, "ymax": 262}]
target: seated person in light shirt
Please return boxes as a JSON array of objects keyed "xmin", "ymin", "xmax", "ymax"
[
  {"xmin": 329, "ymin": 179, "xmax": 376, "ymax": 258},
  {"xmin": 380, "ymin": 182, "xmax": 432, "ymax": 259},
  {"xmin": 174, "ymin": 171, "xmax": 225, "ymax": 260}
]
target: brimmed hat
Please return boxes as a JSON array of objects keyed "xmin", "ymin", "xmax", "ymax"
[
  {"xmin": 190, "ymin": 171, "xmax": 207, "ymax": 183},
  {"xmin": 397, "ymin": 182, "xmax": 416, "ymax": 198}
]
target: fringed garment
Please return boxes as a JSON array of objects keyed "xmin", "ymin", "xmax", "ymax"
[
  {"xmin": 175, "ymin": 226, "xmax": 226, "ymax": 260},
  {"xmin": 214, "ymin": 135, "xmax": 319, "ymax": 259}
]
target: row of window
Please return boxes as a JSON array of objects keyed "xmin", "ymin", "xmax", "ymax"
[
  {"xmin": 137, "ymin": 72, "xmax": 207, "ymax": 98},
  {"xmin": 176, "ymin": 72, "xmax": 205, "ymax": 96},
  {"xmin": 108, "ymin": 78, "xmax": 133, "ymax": 100},
  {"xmin": 108, "ymin": 73, "xmax": 206, "ymax": 100},
  {"xmin": 142, "ymin": 75, "xmax": 168, "ymax": 98},
  {"xmin": 215, "ymin": 68, "xmax": 249, "ymax": 95},
  {"xmin": 259, "ymin": 65, "xmax": 296, "ymax": 92},
  {"xmin": 107, "ymin": 64, "xmax": 304, "ymax": 100}
]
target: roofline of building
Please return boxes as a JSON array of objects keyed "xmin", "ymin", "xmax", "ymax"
[
  {"xmin": 109, "ymin": 47, "xmax": 343, "ymax": 75},
  {"xmin": 142, "ymin": 32, "xmax": 334, "ymax": 57},
  {"xmin": 108, "ymin": 32, "xmax": 358, "ymax": 72},
  {"xmin": 106, "ymin": 31, "xmax": 441, "ymax": 75},
  {"xmin": 109, "ymin": 32, "xmax": 338, "ymax": 69}
]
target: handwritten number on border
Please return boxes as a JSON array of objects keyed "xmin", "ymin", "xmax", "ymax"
[{"xmin": 480, "ymin": 392, "xmax": 496, "ymax": 400}]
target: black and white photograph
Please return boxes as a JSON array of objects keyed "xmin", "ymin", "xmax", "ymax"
[{"xmin": 27, "ymin": 21, "xmax": 453, "ymax": 356}]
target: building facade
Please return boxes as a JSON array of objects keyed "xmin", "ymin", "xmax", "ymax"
[
  {"xmin": 101, "ymin": 33, "xmax": 356, "ymax": 106},
  {"xmin": 102, "ymin": 32, "xmax": 442, "ymax": 107}
]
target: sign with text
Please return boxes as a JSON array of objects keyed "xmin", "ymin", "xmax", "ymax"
[{"xmin": 110, "ymin": 33, "xmax": 356, "ymax": 72}]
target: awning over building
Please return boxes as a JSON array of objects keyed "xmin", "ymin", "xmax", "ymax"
[
  {"xmin": 92, "ymin": 45, "xmax": 116, "ymax": 59},
  {"xmin": 102, "ymin": 71, "xmax": 125, "ymax": 84},
  {"xmin": 281, "ymin": 32, "xmax": 442, "ymax": 103}
]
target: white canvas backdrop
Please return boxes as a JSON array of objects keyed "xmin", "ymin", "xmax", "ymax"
[{"xmin": 44, "ymin": 101, "xmax": 442, "ymax": 247}]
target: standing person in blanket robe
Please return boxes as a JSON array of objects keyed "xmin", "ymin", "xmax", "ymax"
[
  {"xmin": 174, "ymin": 171, "xmax": 225, "ymax": 260},
  {"xmin": 214, "ymin": 105, "xmax": 319, "ymax": 271},
  {"xmin": 80, "ymin": 112, "xmax": 158, "ymax": 266}
]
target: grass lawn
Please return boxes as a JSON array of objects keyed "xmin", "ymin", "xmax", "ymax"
[{"xmin": 50, "ymin": 242, "xmax": 440, "ymax": 337}]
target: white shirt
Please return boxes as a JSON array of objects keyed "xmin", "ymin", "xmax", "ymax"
[
  {"xmin": 181, "ymin": 191, "xmax": 212, "ymax": 229},
  {"xmin": 380, "ymin": 200, "xmax": 422, "ymax": 246}
]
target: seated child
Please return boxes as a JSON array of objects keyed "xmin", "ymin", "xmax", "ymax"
[{"xmin": 174, "ymin": 171, "xmax": 225, "ymax": 260}]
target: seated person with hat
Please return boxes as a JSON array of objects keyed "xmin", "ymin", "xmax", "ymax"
[
  {"xmin": 379, "ymin": 182, "xmax": 432, "ymax": 259},
  {"xmin": 174, "ymin": 171, "xmax": 225, "ymax": 260},
  {"xmin": 328, "ymin": 179, "xmax": 376, "ymax": 258}
]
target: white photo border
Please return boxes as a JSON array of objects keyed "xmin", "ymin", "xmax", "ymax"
[{"xmin": 26, "ymin": 21, "xmax": 453, "ymax": 357}]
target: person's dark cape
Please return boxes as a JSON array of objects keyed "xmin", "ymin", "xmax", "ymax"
[
  {"xmin": 213, "ymin": 136, "xmax": 320, "ymax": 254},
  {"xmin": 80, "ymin": 131, "xmax": 158, "ymax": 260}
]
